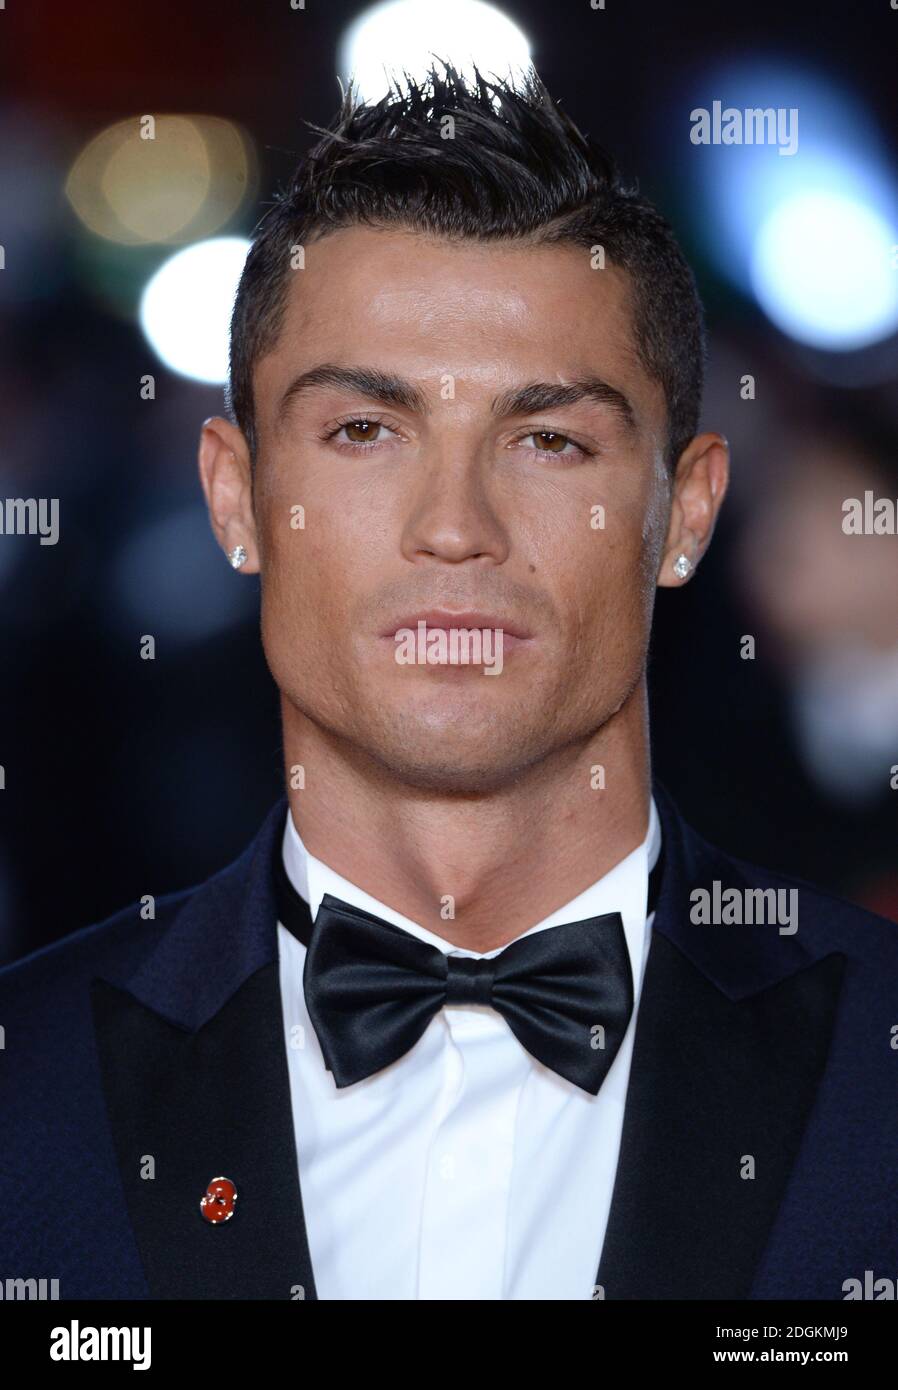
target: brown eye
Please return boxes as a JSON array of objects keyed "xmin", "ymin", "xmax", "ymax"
[
  {"xmin": 343, "ymin": 420, "xmax": 382, "ymax": 443},
  {"xmin": 534, "ymin": 431, "xmax": 568, "ymax": 452},
  {"xmin": 520, "ymin": 430, "xmax": 582, "ymax": 456}
]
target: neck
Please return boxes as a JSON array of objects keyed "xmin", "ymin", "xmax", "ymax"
[{"xmin": 281, "ymin": 684, "xmax": 652, "ymax": 954}]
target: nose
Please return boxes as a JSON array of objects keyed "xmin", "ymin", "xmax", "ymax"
[{"xmin": 399, "ymin": 449, "xmax": 511, "ymax": 568}]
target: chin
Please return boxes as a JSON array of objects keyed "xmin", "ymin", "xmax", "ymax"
[
  {"xmin": 368, "ymin": 749, "xmax": 538, "ymax": 795},
  {"xmin": 357, "ymin": 716, "xmax": 547, "ymax": 793}
]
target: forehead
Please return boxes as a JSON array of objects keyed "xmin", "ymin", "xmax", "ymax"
[{"xmin": 255, "ymin": 224, "xmax": 662, "ymax": 425}]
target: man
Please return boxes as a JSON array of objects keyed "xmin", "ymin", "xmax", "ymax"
[{"xmin": 2, "ymin": 62, "xmax": 896, "ymax": 1302}]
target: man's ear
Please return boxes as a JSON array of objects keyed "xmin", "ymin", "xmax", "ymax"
[
  {"xmin": 198, "ymin": 416, "xmax": 260, "ymax": 573},
  {"xmin": 657, "ymin": 431, "xmax": 730, "ymax": 587}
]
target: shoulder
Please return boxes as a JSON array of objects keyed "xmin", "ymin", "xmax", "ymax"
[
  {"xmin": 0, "ymin": 795, "xmax": 284, "ymax": 1032},
  {"xmin": 684, "ymin": 814, "xmax": 898, "ymax": 966},
  {"xmin": 0, "ymin": 884, "xmax": 196, "ymax": 1014},
  {"xmin": 0, "ymin": 796, "xmax": 286, "ymax": 1033}
]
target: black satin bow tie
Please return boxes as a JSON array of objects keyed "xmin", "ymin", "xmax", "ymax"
[{"xmin": 273, "ymin": 837, "xmax": 664, "ymax": 1095}]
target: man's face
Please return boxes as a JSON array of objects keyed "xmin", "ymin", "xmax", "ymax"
[{"xmin": 251, "ymin": 226, "xmax": 671, "ymax": 792}]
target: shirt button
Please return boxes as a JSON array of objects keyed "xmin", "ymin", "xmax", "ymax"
[{"xmin": 437, "ymin": 1154, "xmax": 456, "ymax": 1182}]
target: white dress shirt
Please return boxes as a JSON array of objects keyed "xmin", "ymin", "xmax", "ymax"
[{"xmin": 277, "ymin": 798, "xmax": 661, "ymax": 1300}]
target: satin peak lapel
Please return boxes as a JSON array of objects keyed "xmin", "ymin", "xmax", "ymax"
[
  {"xmin": 92, "ymin": 798, "xmax": 318, "ymax": 1300},
  {"xmin": 596, "ymin": 782, "xmax": 846, "ymax": 1300}
]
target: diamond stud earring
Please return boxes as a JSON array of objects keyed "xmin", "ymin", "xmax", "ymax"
[
  {"xmin": 228, "ymin": 545, "xmax": 248, "ymax": 570},
  {"xmin": 673, "ymin": 553, "xmax": 692, "ymax": 580}
]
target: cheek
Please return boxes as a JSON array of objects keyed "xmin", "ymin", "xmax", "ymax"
[
  {"xmin": 548, "ymin": 510, "xmax": 654, "ymax": 629},
  {"xmin": 260, "ymin": 501, "xmax": 387, "ymax": 677},
  {"xmin": 258, "ymin": 510, "xmax": 338, "ymax": 658}
]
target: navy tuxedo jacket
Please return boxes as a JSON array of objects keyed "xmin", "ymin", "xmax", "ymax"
[{"xmin": 2, "ymin": 783, "xmax": 897, "ymax": 1300}]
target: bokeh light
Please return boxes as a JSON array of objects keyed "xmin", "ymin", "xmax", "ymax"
[
  {"xmin": 138, "ymin": 236, "xmax": 250, "ymax": 383},
  {"xmin": 66, "ymin": 114, "xmax": 255, "ymax": 245},
  {"xmin": 339, "ymin": 0, "xmax": 532, "ymax": 104},
  {"xmin": 750, "ymin": 190, "xmax": 898, "ymax": 349}
]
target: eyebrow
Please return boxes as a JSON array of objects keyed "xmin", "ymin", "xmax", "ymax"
[
  {"xmin": 492, "ymin": 378, "xmax": 636, "ymax": 432},
  {"xmin": 276, "ymin": 364, "xmax": 637, "ymax": 434}
]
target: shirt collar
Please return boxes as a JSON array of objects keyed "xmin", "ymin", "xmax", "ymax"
[{"xmin": 281, "ymin": 797, "xmax": 661, "ymax": 985}]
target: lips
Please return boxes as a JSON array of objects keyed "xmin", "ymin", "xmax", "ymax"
[{"xmin": 380, "ymin": 609, "xmax": 533, "ymax": 641}]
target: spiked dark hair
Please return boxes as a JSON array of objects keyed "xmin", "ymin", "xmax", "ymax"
[{"xmin": 227, "ymin": 60, "xmax": 706, "ymax": 469}]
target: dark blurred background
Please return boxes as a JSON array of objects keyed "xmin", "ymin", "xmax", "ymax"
[{"xmin": 2, "ymin": 0, "xmax": 897, "ymax": 963}]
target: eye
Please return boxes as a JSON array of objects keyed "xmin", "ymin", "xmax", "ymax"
[
  {"xmin": 516, "ymin": 430, "xmax": 590, "ymax": 459},
  {"xmin": 324, "ymin": 417, "xmax": 399, "ymax": 451}
]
